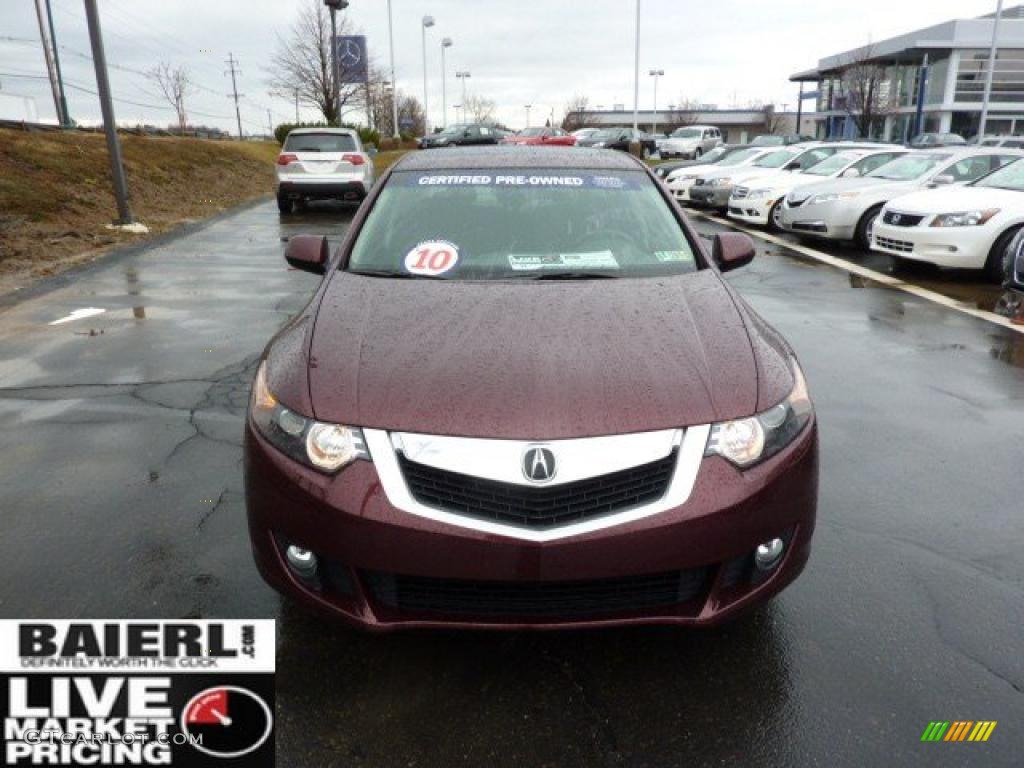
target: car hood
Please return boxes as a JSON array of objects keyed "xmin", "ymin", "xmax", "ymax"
[
  {"xmin": 883, "ymin": 185, "xmax": 1024, "ymax": 214},
  {"xmin": 304, "ymin": 271, "xmax": 766, "ymax": 439},
  {"xmin": 701, "ymin": 166, "xmax": 791, "ymax": 183},
  {"xmin": 736, "ymin": 170, "xmax": 798, "ymax": 191}
]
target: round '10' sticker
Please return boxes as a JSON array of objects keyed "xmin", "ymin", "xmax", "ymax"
[{"xmin": 404, "ymin": 240, "xmax": 460, "ymax": 276}]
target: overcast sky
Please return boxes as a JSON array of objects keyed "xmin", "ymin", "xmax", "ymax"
[{"xmin": 0, "ymin": 0, "xmax": 1003, "ymax": 133}]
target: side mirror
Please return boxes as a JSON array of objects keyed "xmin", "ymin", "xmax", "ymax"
[
  {"xmin": 784, "ymin": 161, "xmax": 801, "ymax": 171},
  {"xmin": 930, "ymin": 174, "xmax": 955, "ymax": 187},
  {"xmin": 841, "ymin": 167, "xmax": 860, "ymax": 178},
  {"xmin": 712, "ymin": 232, "xmax": 756, "ymax": 272},
  {"xmin": 366, "ymin": 146, "xmax": 378, "ymax": 156},
  {"xmin": 285, "ymin": 235, "xmax": 328, "ymax": 275}
]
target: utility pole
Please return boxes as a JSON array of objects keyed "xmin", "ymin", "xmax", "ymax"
[
  {"xmin": 649, "ymin": 69, "xmax": 663, "ymax": 134},
  {"xmin": 267, "ymin": 109, "xmax": 273, "ymax": 138},
  {"xmin": 83, "ymin": 0, "xmax": 133, "ymax": 224},
  {"xmin": 44, "ymin": 0, "xmax": 70, "ymax": 126},
  {"xmin": 979, "ymin": 0, "xmax": 1005, "ymax": 139},
  {"xmin": 225, "ymin": 53, "xmax": 243, "ymax": 139},
  {"xmin": 294, "ymin": 87, "xmax": 299, "ymax": 123},
  {"xmin": 441, "ymin": 37, "xmax": 452, "ymax": 128},
  {"xmin": 33, "ymin": 0, "xmax": 64, "ymax": 125}
]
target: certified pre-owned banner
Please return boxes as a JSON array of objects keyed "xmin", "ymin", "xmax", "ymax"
[{"xmin": 0, "ymin": 620, "xmax": 275, "ymax": 767}]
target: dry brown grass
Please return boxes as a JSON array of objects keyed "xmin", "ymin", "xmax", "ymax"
[{"xmin": 0, "ymin": 128, "xmax": 280, "ymax": 294}]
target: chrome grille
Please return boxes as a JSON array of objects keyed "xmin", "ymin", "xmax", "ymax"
[
  {"xmin": 883, "ymin": 210, "xmax": 925, "ymax": 227},
  {"xmin": 875, "ymin": 235, "xmax": 914, "ymax": 253}
]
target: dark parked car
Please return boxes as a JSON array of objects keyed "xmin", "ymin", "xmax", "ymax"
[
  {"xmin": 576, "ymin": 127, "xmax": 658, "ymax": 158},
  {"xmin": 653, "ymin": 144, "xmax": 748, "ymax": 178},
  {"xmin": 419, "ymin": 123, "xmax": 501, "ymax": 148},
  {"xmin": 908, "ymin": 132, "xmax": 967, "ymax": 149},
  {"xmin": 245, "ymin": 147, "xmax": 818, "ymax": 630}
]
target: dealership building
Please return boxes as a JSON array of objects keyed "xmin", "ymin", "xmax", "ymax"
[
  {"xmin": 791, "ymin": 6, "xmax": 1024, "ymax": 141},
  {"xmin": 576, "ymin": 107, "xmax": 818, "ymax": 144}
]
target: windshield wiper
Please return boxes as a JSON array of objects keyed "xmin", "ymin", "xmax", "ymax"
[
  {"xmin": 514, "ymin": 271, "xmax": 621, "ymax": 280},
  {"xmin": 348, "ymin": 269, "xmax": 447, "ymax": 279}
]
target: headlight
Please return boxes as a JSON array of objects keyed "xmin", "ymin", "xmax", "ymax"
[
  {"xmin": 710, "ymin": 177, "xmax": 732, "ymax": 186},
  {"xmin": 808, "ymin": 191, "xmax": 860, "ymax": 205},
  {"xmin": 250, "ymin": 362, "xmax": 369, "ymax": 473},
  {"xmin": 705, "ymin": 360, "xmax": 812, "ymax": 468},
  {"xmin": 929, "ymin": 209, "xmax": 999, "ymax": 227},
  {"xmin": 745, "ymin": 189, "xmax": 771, "ymax": 200}
]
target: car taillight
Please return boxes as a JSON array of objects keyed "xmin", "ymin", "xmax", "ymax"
[
  {"xmin": 276, "ymin": 153, "xmax": 298, "ymax": 166},
  {"xmin": 342, "ymin": 153, "xmax": 366, "ymax": 166}
]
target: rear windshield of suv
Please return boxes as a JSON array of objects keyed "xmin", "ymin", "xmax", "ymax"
[
  {"xmin": 283, "ymin": 133, "xmax": 358, "ymax": 152},
  {"xmin": 347, "ymin": 169, "xmax": 699, "ymax": 279}
]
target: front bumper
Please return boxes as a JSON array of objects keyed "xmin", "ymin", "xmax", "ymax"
[
  {"xmin": 689, "ymin": 184, "xmax": 733, "ymax": 208},
  {"xmin": 666, "ymin": 178, "xmax": 697, "ymax": 202},
  {"xmin": 244, "ymin": 419, "xmax": 818, "ymax": 631},
  {"xmin": 728, "ymin": 196, "xmax": 777, "ymax": 226},
  {"xmin": 871, "ymin": 221, "xmax": 993, "ymax": 269},
  {"xmin": 779, "ymin": 200, "xmax": 857, "ymax": 241}
]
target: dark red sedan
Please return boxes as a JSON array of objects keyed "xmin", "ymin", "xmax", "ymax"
[
  {"xmin": 244, "ymin": 147, "xmax": 818, "ymax": 630},
  {"xmin": 501, "ymin": 127, "xmax": 577, "ymax": 146}
]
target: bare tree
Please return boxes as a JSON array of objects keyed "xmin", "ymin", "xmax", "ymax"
[
  {"xmin": 397, "ymin": 93, "xmax": 426, "ymax": 135},
  {"xmin": 838, "ymin": 43, "xmax": 895, "ymax": 139},
  {"xmin": 663, "ymin": 97, "xmax": 701, "ymax": 132},
  {"xmin": 148, "ymin": 62, "xmax": 192, "ymax": 134},
  {"xmin": 561, "ymin": 94, "xmax": 590, "ymax": 131},
  {"xmin": 267, "ymin": 0, "xmax": 366, "ymax": 124},
  {"xmin": 463, "ymin": 94, "xmax": 496, "ymax": 125}
]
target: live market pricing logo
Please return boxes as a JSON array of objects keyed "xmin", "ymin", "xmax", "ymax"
[
  {"xmin": 182, "ymin": 686, "xmax": 273, "ymax": 759},
  {"xmin": 921, "ymin": 720, "xmax": 998, "ymax": 742},
  {"xmin": 0, "ymin": 620, "xmax": 275, "ymax": 767}
]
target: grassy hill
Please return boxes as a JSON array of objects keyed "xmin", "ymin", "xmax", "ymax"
[{"xmin": 0, "ymin": 127, "xmax": 406, "ymax": 295}]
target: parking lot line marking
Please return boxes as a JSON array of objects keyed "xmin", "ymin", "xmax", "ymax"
[
  {"xmin": 49, "ymin": 307, "xmax": 106, "ymax": 326},
  {"xmin": 689, "ymin": 211, "xmax": 1024, "ymax": 336}
]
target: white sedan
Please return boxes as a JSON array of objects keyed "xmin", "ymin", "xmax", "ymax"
[
  {"xmin": 728, "ymin": 148, "xmax": 907, "ymax": 231},
  {"xmin": 871, "ymin": 158, "xmax": 1024, "ymax": 282}
]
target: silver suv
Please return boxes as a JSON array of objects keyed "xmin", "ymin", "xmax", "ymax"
[
  {"xmin": 275, "ymin": 127, "xmax": 375, "ymax": 213},
  {"xmin": 657, "ymin": 125, "xmax": 722, "ymax": 159}
]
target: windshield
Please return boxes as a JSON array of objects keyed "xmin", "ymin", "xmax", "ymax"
[
  {"xmin": 347, "ymin": 170, "xmax": 699, "ymax": 280},
  {"xmin": 438, "ymin": 124, "xmax": 468, "ymax": 136},
  {"xmin": 283, "ymin": 133, "xmax": 357, "ymax": 152},
  {"xmin": 592, "ymin": 129, "xmax": 623, "ymax": 139},
  {"xmin": 721, "ymin": 148, "xmax": 762, "ymax": 166},
  {"xmin": 519, "ymin": 127, "xmax": 546, "ymax": 137},
  {"xmin": 867, "ymin": 153, "xmax": 951, "ymax": 181},
  {"xmin": 973, "ymin": 158, "xmax": 1024, "ymax": 191},
  {"xmin": 751, "ymin": 135, "xmax": 784, "ymax": 146},
  {"xmin": 754, "ymin": 149, "xmax": 798, "ymax": 168},
  {"xmin": 671, "ymin": 128, "xmax": 702, "ymax": 138},
  {"xmin": 700, "ymin": 146, "xmax": 728, "ymax": 162},
  {"xmin": 803, "ymin": 152, "xmax": 863, "ymax": 176}
]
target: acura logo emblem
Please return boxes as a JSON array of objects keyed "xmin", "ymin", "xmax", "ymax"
[{"xmin": 522, "ymin": 446, "xmax": 556, "ymax": 483}]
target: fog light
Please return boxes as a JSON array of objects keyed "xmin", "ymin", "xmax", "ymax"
[
  {"xmin": 754, "ymin": 538, "xmax": 785, "ymax": 571},
  {"xmin": 285, "ymin": 545, "xmax": 318, "ymax": 578}
]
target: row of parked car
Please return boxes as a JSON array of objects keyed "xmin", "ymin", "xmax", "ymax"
[{"xmin": 658, "ymin": 141, "xmax": 1024, "ymax": 282}]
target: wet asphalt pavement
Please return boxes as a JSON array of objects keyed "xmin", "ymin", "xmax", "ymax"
[{"xmin": 1, "ymin": 199, "xmax": 1022, "ymax": 767}]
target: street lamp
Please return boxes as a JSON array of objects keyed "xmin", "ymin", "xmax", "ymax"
[
  {"xmin": 324, "ymin": 0, "xmax": 349, "ymax": 127},
  {"xmin": 386, "ymin": 0, "xmax": 399, "ymax": 138},
  {"xmin": 440, "ymin": 37, "xmax": 452, "ymax": 128},
  {"xmin": 524, "ymin": 104, "xmax": 532, "ymax": 127},
  {"xmin": 421, "ymin": 15, "xmax": 434, "ymax": 134},
  {"xmin": 649, "ymin": 68, "xmax": 663, "ymax": 134},
  {"xmin": 453, "ymin": 103, "xmax": 462, "ymax": 123},
  {"xmin": 456, "ymin": 71, "xmax": 471, "ymax": 117},
  {"xmin": 632, "ymin": 0, "xmax": 641, "ymax": 131},
  {"xmin": 980, "ymin": 0, "xmax": 1005, "ymax": 138}
]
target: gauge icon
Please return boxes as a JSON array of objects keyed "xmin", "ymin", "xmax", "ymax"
[{"xmin": 182, "ymin": 686, "xmax": 273, "ymax": 759}]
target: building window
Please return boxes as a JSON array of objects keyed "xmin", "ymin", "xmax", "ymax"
[{"xmin": 956, "ymin": 49, "xmax": 1024, "ymax": 103}]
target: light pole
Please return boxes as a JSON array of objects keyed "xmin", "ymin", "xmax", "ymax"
[
  {"xmin": 648, "ymin": 68, "xmax": 663, "ymax": 134},
  {"xmin": 456, "ymin": 70, "xmax": 470, "ymax": 120},
  {"xmin": 386, "ymin": 0, "xmax": 399, "ymax": 138},
  {"xmin": 632, "ymin": 0, "xmax": 641, "ymax": 132},
  {"xmin": 524, "ymin": 104, "xmax": 532, "ymax": 127},
  {"xmin": 421, "ymin": 16, "xmax": 435, "ymax": 134},
  {"xmin": 980, "ymin": 0, "xmax": 1005, "ymax": 139},
  {"xmin": 453, "ymin": 103, "xmax": 462, "ymax": 123},
  {"xmin": 440, "ymin": 37, "xmax": 453, "ymax": 128},
  {"xmin": 324, "ymin": 0, "xmax": 348, "ymax": 127}
]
